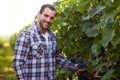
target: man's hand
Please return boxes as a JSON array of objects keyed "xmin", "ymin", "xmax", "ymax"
[
  {"xmin": 75, "ymin": 68, "xmax": 86, "ymax": 75},
  {"xmin": 74, "ymin": 64, "xmax": 86, "ymax": 75}
]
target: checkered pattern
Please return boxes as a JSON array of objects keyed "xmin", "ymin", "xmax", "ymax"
[{"xmin": 13, "ymin": 23, "xmax": 76, "ymax": 80}]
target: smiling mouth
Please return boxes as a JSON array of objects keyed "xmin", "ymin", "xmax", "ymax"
[{"xmin": 45, "ymin": 22, "xmax": 50, "ymax": 26}]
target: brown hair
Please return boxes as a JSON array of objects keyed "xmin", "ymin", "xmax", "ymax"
[{"xmin": 40, "ymin": 4, "xmax": 56, "ymax": 14}]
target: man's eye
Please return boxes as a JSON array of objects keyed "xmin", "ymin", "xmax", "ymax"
[{"xmin": 45, "ymin": 14, "xmax": 48, "ymax": 17}]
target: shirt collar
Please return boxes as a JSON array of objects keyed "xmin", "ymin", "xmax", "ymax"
[{"xmin": 33, "ymin": 22, "xmax": 53, "ymax": 36}]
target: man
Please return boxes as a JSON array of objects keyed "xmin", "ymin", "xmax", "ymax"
[{"xmin": 13, "ymin": 4, "xmax": 79, "ymax": 80}]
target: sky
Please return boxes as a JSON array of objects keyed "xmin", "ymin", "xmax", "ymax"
[{"xmin": 0, "ymin": 0, "xmax": 57, "ymax": 37}]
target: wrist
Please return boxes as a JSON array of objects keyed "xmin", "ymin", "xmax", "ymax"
[{"xmin": 72, "ymin": 64, "xmax": 79, "ymax": 73}]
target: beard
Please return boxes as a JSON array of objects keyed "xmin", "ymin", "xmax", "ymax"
[
  {"xmin": 39, "ymin": 17, "xmax": 50, "ymax": 30},
  {"xmin": 39, "ymin": 20, "xmax": 50, "ymax": 30}
]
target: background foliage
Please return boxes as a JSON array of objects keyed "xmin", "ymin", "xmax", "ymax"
[
  {"xmin": 53, "ymin": 0, "xmax": 120, "ymax": 79},
  {"xmin": 0, "ymin": 38, "xmax": 16, "ymax": 80}
]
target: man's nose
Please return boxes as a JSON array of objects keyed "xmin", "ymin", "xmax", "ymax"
[{"xmin": 46, "ymin": 17, "xmax": 51, "ymax": 22}]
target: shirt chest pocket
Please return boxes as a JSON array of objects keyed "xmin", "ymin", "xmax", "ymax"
[{"xmin": 31, "ymin": 42, "xmax": 44, "ymax": 59}]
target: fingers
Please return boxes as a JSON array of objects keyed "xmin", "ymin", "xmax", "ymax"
[{"xmin": 75, "ymin": 69, "xmax": 86, "ymax": 75}]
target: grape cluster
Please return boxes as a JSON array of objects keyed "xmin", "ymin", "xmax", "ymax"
[{"xmin": 67, "ymin": 53, "xmax": 89, "ymax": 80}]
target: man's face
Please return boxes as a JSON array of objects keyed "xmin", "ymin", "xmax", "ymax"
[{"xmin": 38, "ymin": 7, "xmax": 56, "ymax": 30}]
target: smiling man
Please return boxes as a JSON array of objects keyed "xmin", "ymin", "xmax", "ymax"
[{"xmin": 13, "ymin": 4, "xmax": 79, "ymax": 80}]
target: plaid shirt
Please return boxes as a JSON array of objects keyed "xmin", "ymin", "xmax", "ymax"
[{"xmin": 13, "ymin": 23, "xmax": 76, "ymax": 80}]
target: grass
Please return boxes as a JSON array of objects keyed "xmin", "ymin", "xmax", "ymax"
[{"xmin": 0, "ymin": 41, "xmax": 16, "ymax": 80}]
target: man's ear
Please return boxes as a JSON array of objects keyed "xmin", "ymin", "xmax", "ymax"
[
  {"xmin": 37, "ymin": 11, "xmax": 41, "ymax": 16},
  {"xmin": 36, "ymin": 11, "xmax": 41, "ymax": 21}
]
